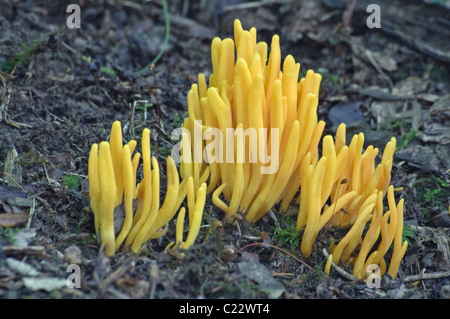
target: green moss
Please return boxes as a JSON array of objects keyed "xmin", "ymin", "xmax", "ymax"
[
  {"xmin": 415, "ymin": 176, "xmax": 450, "ymax": 222},
  {"xmin": 397, "ymin": 129, "xmax": 418, "ymax": 150},
  {"xmin": 0, "ymin": 227, "xmax": 20, "ymax": 244},
  {"xmin": 62, "ymin": 174, "xmax": 81, "ymax": 189},
  {"xmin": 272, "ymin": 217, "xmax": 301, "ymax": 253}
]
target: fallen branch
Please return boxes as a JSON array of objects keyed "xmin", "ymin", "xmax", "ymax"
[{"xmin": 404, "ymin": 270, "xmax": 450, "ymax": 283}]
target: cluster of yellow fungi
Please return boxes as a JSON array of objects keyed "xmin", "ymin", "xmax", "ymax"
[
  {"xmin": 183, "ymin": 19, "xmax": 323, "ymax": 224},
  {"xmin": 87, "ymin": 19, "xmax": 407, "ymax": 279},
  {"xmin": 88, "ymin": 121, "xmax": 205, "ymax": 256},
  {"xmin": 297, "ymin": 123, "xmax": 407, "ymax": 278}
]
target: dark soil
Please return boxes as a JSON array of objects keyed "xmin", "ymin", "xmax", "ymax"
[{"xmin": 1, "ymin": 0, "xmax": 449, "ymax": 300}]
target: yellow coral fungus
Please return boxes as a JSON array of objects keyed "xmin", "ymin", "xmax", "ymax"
[
  {"xmin": 328, "ymin": 186, "xmax": 408, "ymax": 280},
  {"xmin": 332, "ymin": 191, "xmax": 378, "ymax": 265},
  {"xmin": 298, "ymin": 135, "xmax": 356, "ymax": 258},
  {"xmin": 324, "ymin": 253, "xmax": 333, "ymax": 275},
  {"xmin": 114, "ymin": 144, "xmax": 135, "ymax": 249},
  {"xmin": 326, "ymin": 124, "xmax": 397, "ymax": 227},
  {"xmin": 86, "ymin": 19, "xmax": 409, "ymax": 281},
  {"xmin": 96, "ymin": 141, "xmax": 117, "ymax": 256},
  {"xmin": 175, "ymin": 19, "xmax": 407, "ymax": 279},
  {"xmin": 88, "ymin": 121, "xmax": 198, "ymax": 256},
  {"xmin": 88, "ymin": 143, "xmax": 100, "ymax": 235},
  {"xmin": 295, "ymin": 121, "xmax": 405, "ymax": 276},
  {"xmin": 173, "ymin": 180, "xmax": 207, "ymax": 250},
  {"xmin": 179, "ymin": 19, "xmax": 324, "ymax": 222}
]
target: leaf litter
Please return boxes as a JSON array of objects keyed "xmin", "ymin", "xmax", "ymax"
[{"xmin": 0, "ymin": 0, "xmax": 449, "ymax": 299}]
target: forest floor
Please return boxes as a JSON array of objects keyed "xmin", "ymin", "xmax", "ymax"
[{"xmin": 0, "ymin": 0, "xmax": 449, "ymax": 299}]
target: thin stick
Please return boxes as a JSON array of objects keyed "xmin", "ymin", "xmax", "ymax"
[
  {"xmin": 1, "ymin": 171, "xmax": 26, "ymax": 192},
  {"xmin": 404, "ymin": 270, "xmax": 450, "ymax": 283},
  {"xmin": 322, "ymin": 248, "xmax": 358, "ymax": 282},
  {"xmin": 342, "ymin": 0, "xmax": 357, "ymax": 29},
  {"xmin": 225, "ymin": 242, "xmax": 314, "ymax": 271}
]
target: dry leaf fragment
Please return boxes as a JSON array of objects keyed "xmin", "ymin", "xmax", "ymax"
[
  {"xmin": 0, "ymin": 212, "xmax": 29, "ymax": 227},
  {"xmin": 4, "ymin": 147, "xmax": 22, "ymax": 187},
  {"xmin": 22, "ymin": 277, "xmax": 67, "ymax": 292},
  {"xmin": 6, "ymin": 258, "xmax": 39, "ymax": 277}
]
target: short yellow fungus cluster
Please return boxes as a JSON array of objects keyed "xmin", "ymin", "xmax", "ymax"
[
  {"xmin": 297, "ymin": 123, "xmax": 406, "ymax": 278},
  {"xmin": 324, "ymin": 186, "xmax": 407, "ymax": 279},
  {"xmin": 348, "ymin": 186, "xmax": 407, "ymax": 279},
  {"xmin": 88, "ymin": 121, "xmax": 205, "ymax": 256},
  {"xmin": 328, "ymin": 124, "xmax": 396, "ymax": 227},
  {"xmin": 168, "ymin": 179, "xmax": 207, "ymax": 251},
  {"xmin": 298, "ymin": 124, "xmax": 396, "ymax": 255}
]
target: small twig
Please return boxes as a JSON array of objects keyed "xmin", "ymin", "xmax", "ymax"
[
  {"xmin": 404, "ymin": 270, "xmax": 450, "ymax": 283},
  {"xmin": 98, "ymin": 259, "xmax": 135, "ymax": 292},
  {"xmin": 1, "ymin": 171, "xmax": 26, "ymax": 192},
  {"xmin": 34, "ymin": 196, "xmax": 57, "ymax": 216},
  {"xmin": 61, "ymin": 41, "xmax": 84, "ymax": 59},
  {"xmin": 322, "ymin": 248, "xmax": 358, "ymax": 282},
  {"xmin": 363, "ymin": 49, "xmax": 394, "ymax": 89},
  {"xmin": 321, "ymin": 249, "xmax": 450, "ymax": 284},
  {"xmin": 2, "ymin": 245, "xmax": 50, "ymax": 259},
  {"xmin": 338, "ymin": 34, "xmax": 394, "ymax": 89},
  {"xmin": 27, "ymin": 197, "xmax": 36, "ymax": 229},
  {"xmin": 225, "ymin": 242, "xmax": 314, "ymax": 271},
  {"xmin": 342, "ymin": 0, "xmax": 357, "ymax": 29}
]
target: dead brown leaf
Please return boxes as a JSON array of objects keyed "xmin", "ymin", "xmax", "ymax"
[{"xmin": 0, "ymin": 212, "xmax": 29, "ymax": 227}]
